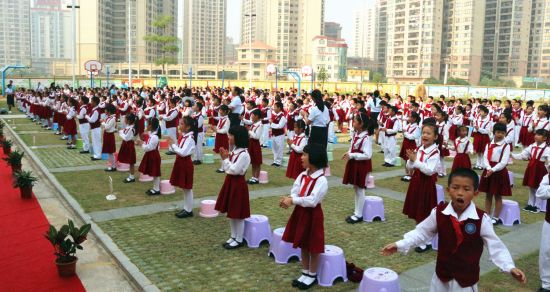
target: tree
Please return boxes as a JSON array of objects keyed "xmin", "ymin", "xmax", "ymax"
[
  {"xmin": 371, "ymin": 72, "xmax": 387, "ymax": 83},
  {"xmin": 143, "ymin": 16, "xmax": 179, "ymax": 75},
  {"xmin": 317, "ymin": 67, "xmax": 329, "ymax": 88},
  {"xmin": 423, "ymin": 77, "xmax": 442, "ymax": 84},
  {"xmin": 447, "ymin": 77, "xmax": 470, "ymax": 86}
]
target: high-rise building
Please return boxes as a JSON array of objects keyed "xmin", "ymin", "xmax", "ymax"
[
  {"xmin": 312, "ymin": 36, "xmax": 348, "ymax": 82},
  {"xmin": 352, "ymin": 6, "xmax": 377, "ymax": 61},
  {"xmin": 527, "ymin": 0, "xmax": 550, "ymax": 79},
  {"xmin": 441, "ymin": 0, "xmax": 486, "ymax": 85},
  {"xmin": 482, "ymin": 0, "xmax": 532, "ymax": 79},
  {"xmin": 31, "ymin": 0, "xmax": 72, "ymax": 73},
  {"xmin": 0, "ymin": 0, "xmax": 31, "ymax": 67},
  {"xmin": 241, "ymin": 0, "xmax": 325, "ymax": 69},
  {"xmin": 375, "ymin": 0, "xmax": 388, "ymax": 73},
  {"xmin": 182, "ymin": 0, "xmax": 226, "ymax": 65},
  {"xmin": 385, "ymin": 0, "xmax": 444, "ymax": 84},
  {"xmin": 324, "ymin": 22, "xmax": 342, "ymax": 39}
]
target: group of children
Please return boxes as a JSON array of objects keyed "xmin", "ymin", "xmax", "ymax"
[{"xmin": 14, "ymin": 86, "xmax": 550, "ymax": 291}]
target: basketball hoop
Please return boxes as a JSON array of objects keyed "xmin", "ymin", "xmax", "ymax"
[
  {"xmin": 84, "ymin": 60, "xmax": 103, "ymax": 76},
  {"xmin": 266, "ymin": 64, "xmax": 276, "ymax": 75},
  {"xmin": 301, "ymin": 66, "xmax": 313, "ymax": 77}
]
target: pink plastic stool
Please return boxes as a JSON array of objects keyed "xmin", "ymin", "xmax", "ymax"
[
  {"xmin": 160, "ymin": 180, "xmax": 176, "ymax": 195},
  {"xmin": 536, "ymin": 199, "xmax": 547, "ymax": 212},
  {"xmin": 366, "ymin": 175, "xmax": 375, "ymax": 189},
  {"xmin": 509, "ymin": 171, "xmax": 514, "ymax": 187},
  {"xmin": 117, "ymin": 162, "xmax": 130, "ymax": 172},
  {"xmin": 362, "ymin": 196, "xmax": 385, "ymax": 222},
  {"xmin": 199, "ymin": 200, "xmax": 219, "ymax": 218},
  {"xmin": 317, "ymin": 245, "xmax": 348, "ymax": 287},
  {"xmin": 436, "ymin": 184, "xmax": 445, "ymax": 204},
  {"xmin": 431, "ymin": 233, "xmax": 439, "ymax": 251},
  {"xmin": 508, "ymin": 157, "xmax": 513, "ymax": 164},
  {"xmin": 138, "ymin": 172, "xmax": 154, "ymax": 182},
  {"xmin": 243, "ymin": 214, "xmax": 272, "ymax": 248},
  {"xmin": 268, "ymin": 227, "xmax": 301, "ymax": 264},
  {"xmin": 498, "ymin": 199, "xmax": 521, "ymax": 226},
  {"xmin": 324, "ymin": 166, "xmax": 331, "ymax": 177},
  {"xmin": 448, "ymin": 149, "xmax": 456, "ymax": 158},
  {"xmin": 358, "ymin": 267, "xmax": 400, "ymax": 292},
  {"xmin": 258, "ymin": 171, "xmax": 269, "ymax": 184},
  {"xmin": 159, "ymin": 139, "xmax": 169, "ymax": 150}
]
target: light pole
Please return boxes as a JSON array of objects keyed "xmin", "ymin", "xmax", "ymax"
[
  {"xmin": 245, "ymin": 4, "xmax": 256, "ymax": 90},
  {"xmin": 67, "ymin": 0, "xmax": 80, "ymax": 88},
  {"xmin": 128, "ymin": 0, "xmax": 133, "ymax": 89}
]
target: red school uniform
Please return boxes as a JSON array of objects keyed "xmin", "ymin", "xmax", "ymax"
[
  {"xmin": 479, "ymin": 141, "xmax": 512, "ymax": 196},
  {"xmin": 400, "ymin": 123, "xmax": 419, "ymax": 161},
  {"xmin": 214, "ymin": 116, "xmax": 229, "ymax": 153},
  {"xmin": 248, "ymin": 122, "xmax": 263, "ymax": 166},
  {"xmin": 285, "ymin": 133, "xmax": 307, "ymax": 179},
  {"xmin": 519, "ymin": 143, "xmax": 549, "ymax": 189},
  {"xmin": 169, "ymin": 133, "xmax": 195, "ymax": 189},
  {"xmin": 518, "ymin": 113, "xmax": 534, "ymax": 146},
  {"xmin": 402, "ymin": 144, "xmax": 440, "ymax": 223},
  {"xmin": 472, "ymin": 117, "xmax": 491, "ymax": 154},
  {"xmin": 101, "ymin": 116, "xmax": 117, "ymax": 154},
  {"xmin": 118, "ymin": 127, "xmax": 136, "ymax": 165},
  {"xmin": 451, "ymin": 137, "xmax": 472, "ymax": 172},
  {"xmin": 138, "ymin": 133, "xmax": 161, "ymax": 177},
  {"xmin": 342, "ymin": 131, "xmax": 372, "ymax": 188},
  {"xmin": 215, "ymin": 149, "xmax": 251, "ymax": 219}
]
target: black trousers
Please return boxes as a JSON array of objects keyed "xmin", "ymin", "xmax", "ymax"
[{"xmin": 308, "ymin": 126, "xmax": 328, "ymax": 150}]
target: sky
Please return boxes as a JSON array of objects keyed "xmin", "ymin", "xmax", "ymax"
[{"xmin": 226, "ymin": 0, "xmax": 368, "ymax": 44}]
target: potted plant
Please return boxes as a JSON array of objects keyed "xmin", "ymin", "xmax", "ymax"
[
  {"xmin": 2, "ymin": 139, "xmax": 12, "ymax": 155},
  {"xmin": 3, "ymin": 150, "xmax": 24, "ymax": 173},
  {"xmin": 0, "ymin": 128, "xmax": 4, "ymax": 142},
  {"xmin": 44, "ymin": 220, "xmax": 91, "ymax": 277},
  {"xmin": 13, "ymin": 170, "xmax": 38, "ymax": 199}
]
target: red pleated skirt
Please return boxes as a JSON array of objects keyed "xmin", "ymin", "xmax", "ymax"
[
  {"xmin": 518, "ymin": 126, "xmax": 534, "ymax": 146},
  {"xmin": 102, "ymin": 132, "xmax": 116, "ymax": 154},
  {"xmin": 473, "ymin": 133, "xmax": 490, "ymax": 154},
  {"xmin": 118, "ymin": 140, "xmax": 136, "ymax": 165},
  {"xmin": 137, "ymin": 118, "xmax": 145, "ymax": 136},
  {"xmin": 286, "ymin": 151, "xmax": 304, "ymax": 179},
  {"xmin": 215, "ymin": 175, "xmax": 250, "ymax": 219},
  {"xmin": 403, "ymin": 171, "xmax": 438, "ymax": 223},
  {"xmin": 336, "ymin": 109, "xmax": 346, "ymax": 123},
  {"xmin": 523, "ymin": 160, "xmax": 548, "ymax": 189},
  {"xmin": 58, "ymin": 113, "xmax": 66, "ymax": 127},
  {"xmin": 282, "ymin": 204, "xmax": 324, "ymax": 253},
  {"xmin": 248, "ymin": 138, "xmax": 263, "ymax": 166},
  {"xmin": 170, "ymin": 155, "xmax": 194, "ymax": 189},
  {"xmin": 138, "ymin": 150, "xmax": 161, "ymax": 177},
  {"xmin": 214, "ymin": 133, "xmax": 228, "ymax": 153},
  {"xmin": 479, "ymin": 162, "xmax": 511, "ymax": 196},
  {"xmin": 448, "ymin": 124, "xmax": 458, "ymax": 141},
  {"xmin": 451, "ymin": 153, "xmax": 472, "ymax": 172},
  {"xmin": 399, "ymin": 138, "xmax": 417, "ymax": 161},
  {"xmin": 437, "ymin": 136, "xmax": 449, "ymax": 157},
  {"xmin": 64, "ymin": 119, "xmax": 77, "ymax": 135},
  {"xmin": 342, "ymin": 159, "xmax": 372, "ymax": 188}
]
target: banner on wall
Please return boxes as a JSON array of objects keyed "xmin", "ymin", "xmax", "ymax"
[
  {"xmin": 487, "ymin": 88, "xmax": 507, "ymax": 99},
  {"xmin": 448, "ymin": 87, "xmax": 469, "ymax": 97},
  {"xmin": 506, "ymin": 89, "xmax": 526, "ymax": 99},
  {"xmin": 525, "ymin": 90, "xmax": 545, "ymax": 100},
  {"xmin": 427, "ymin": 86, "xmax": 448, "ymax": 97},
  {"xmin": 469, "ymin": 87, "xmax": 488, "ymax": 98}
]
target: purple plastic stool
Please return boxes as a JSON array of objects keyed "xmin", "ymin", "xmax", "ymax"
[
  {"xmin": 498, "ymin": 200, "xmax": 521, "ymax": 226},
  {"xmin": 536, "ymin": 199, "xmax": 547, "ymax": 212},
  {"xmin": 317, "ymin": 245, "xmax": 348, "ymax": 287},
  {"xmin": 436, "ymin": 184, "xmax": 445, "ymax": 204},
  {"xmin": 268, "ymin": 227, "xmax": 301, "ymax": 264},
  {"xmin": 509, "ymin": 171, "xmax": 514, "ymax": 187},
  {"xmin": 358, "ymin": 267, "xmax": 400, "ymax": 292},
  {"xmin": 243, "ymin": 214, "xmax": 272, "ymax": 248},
  {"xmin": 362, "ymin": 196, "xmax": 385, "ymax": 222},
  {"xmin": 431, "ymin": 233, "xmax": 439, "ymax": 251}
]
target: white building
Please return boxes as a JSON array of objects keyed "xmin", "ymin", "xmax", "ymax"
[
  {"xmin": 0, "ymin": 0, "xmax": 31, "ymax": 67},
  {"xmin": 352, "ymin": 6, "xmax": 377, "ymax": 61},
  {"xmin": 311, "ymin": 36, "xmax": 348, "ymax": 82}
]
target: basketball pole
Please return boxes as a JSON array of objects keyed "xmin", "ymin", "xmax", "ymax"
[{"xmin": 128, "ymin": 0, "xmax": 132, "ymax": 89}]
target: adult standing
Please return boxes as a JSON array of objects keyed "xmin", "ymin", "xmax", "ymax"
[
  {"xmin": 366, "ymin": 90, "xmax": 382, "ymax": 126},
  {"xmin": 5, "ymin": 80, "xmax": 14, "ymax": 114},
  {"xmin": 228, "ymin": 86, "xmax": 244, "ymax": 128},
  {"xmin": 302, "ymin": 89, "xmax": 329, "ymax": 150}
]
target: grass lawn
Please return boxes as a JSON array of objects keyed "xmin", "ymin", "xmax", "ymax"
[
  {"xmin": 55, "ymin": 162, "xmax": 293, "ymax": 213},
  {"xmin": 99, "ymin": 187, "xmax": 437, "ymax": 291},
  {"xmin": 479, "ymin": 251, "xmax": 541, "ymax": 292}
]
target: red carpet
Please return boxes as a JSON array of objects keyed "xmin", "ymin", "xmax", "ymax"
[{"xmin": 0, "ymin": 153, "xmax": 85, "ymax": 291}]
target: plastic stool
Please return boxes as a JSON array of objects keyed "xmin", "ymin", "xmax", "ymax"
[
  {"xmin": 431, "ymin": 233, "xmax": 439, "ymax": 251},
  {"xmin": 138, "ymin": 172, "xmax": 154, "ymax": 182},
  {"xmin": 159, "ymin": 139, "xmax": 169, "ymax": 150},
  {"xmin": 203, "ymin": 153, "xmax": 214, "ymax": 164},
  {"xmin": 362, "ymin": 196, "xmax": 385, "ymax": 222},
  {"xmin": 358, "ymin": 267, "xmax": 400, "ymax": 292},
  {"xmin": 333, "ymin": 136, "xmax": 338, "ymax": 144},
  {"xmin": 449, "ymin": 149, "xmax": 456, "ymax": 158},
  {"xmin": 206, "ymin": 137, "xmax": 215, "ymax": 147},
  {"xmin": 76, "ymin": 139, "xmax": 83, "ymax": 150},
  {"xmin": 509, "ymin": 171, "xmax": 514, "ymax": 187},
  {"xmin": 259, "ymin": 171, "xmax": 269, "ymax": 184},
  {"xmin": 327, "ymin": 151, "xmax": 334, "ymax": 162},
  {"xmin": 267, "ymin": 140, "xmax": 272, "ymax": 149},
  {"xmin": 508, "ymin": 157, "xmax": 513, "ymax": 165},
  {"xmin": 199, "ymin": 200, "xmax": 219, "ymax": 218},
  {"xmin": 394, "ymin": 158, "xmax": 402, "ymax": 166},
  {"xmin": 268, "ymin": 227, "xmax": 301, "ymax": 264},
  {"xmin": 52, "ymin": 123, "xmax": 59, "ymax": 131},
  {"xmin": 243, "ymin": 214, "xmax": 272, "ymax": 248},
  {"xmin": 101, "ymin": 153, "xmax": 109, "ymax": 160},
  {"xmin": 327, "ymin": 143, "xmax": 334, "ymax": 151},
  {"xmin": 436, "ymin": 184, "xmax": 445, "ymax": 204},
  {"xmin": 366, "ymin": 175, "xmax": 375, "ymax": 189},
  {"xmin": 324, "ymin": 166, "xmax": 331, "ymax": 177},
  {"xmin": 536, "ymin": 199, "xmax": 547, "ymax": 212},
  {"xmin": 282, "ymin": 156, "xmax": 288, "ymax": 167},
  {"xmin": 160, "ymin": 180, "xmax": 176, "ymax": 195},
  {"xmin": 499, "ymin": 199, "xmax": 521, "ymax": 226},
  {"xmin": 317, "ymin": 245, "xmax": 348, "ymax": 287},
  {"xmin": 117, "ymin": 162, "xmax": 130, "ymax": 172}
]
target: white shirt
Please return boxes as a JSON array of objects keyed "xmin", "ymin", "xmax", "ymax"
[
  {"xmin": 347, "ymin": 131, "xmax": 372, "ymax": 161},
  {"xmin": 403, "ymin": 123, "xmax": 421, "ymax": 145},
  {"xmin": 483, "ymin": 140, "xmax": 511, "ymax": 172},
  {"xmin": 171, "ymin": 132, "xmax": 195, "ymax": 157},
  {"xmin": 536, "ymin": 174, "xmax": 550, "ymax": 200},
  {"xmin": 86, "ymin": 106, "xmax": 99, "ymax": 123},
  {"xmin": 102, "ymin": 115, "xmax": 117, "ymax": 133},
  {"xmin": 66, "ymin": 106, "xmax": 76, "ymax": 119},
  {"xmin": 216, "ymin": 116, "xmax": 230, "ymax": 134},
  {"xmin": 452, "ymin": 137, "xmax": 474, "ymax": 154},
  {"xmin": 450, "ymin": 114, "xmax": 463, "ymax": 126},
  {"xmin": 270, "ymin": 111, "xmax": 287, "ymax": 129},
  {"xmin": 119, "ymin": 126, "xmax": 135, "ymax": 142},
  {"xmin": 530, "ymin": 117, "xmax": 550, "ymax": 133},
  {"xmin": 222, "ymin": 148, "xmax": 251, "ymax": 175},
  {"xmin": 308, "ymin": 105, "xmax": 330, "ymax": 127},
  {"xmin": 475, "ymin": 116, "xmax": 492, "ymax": 135},
  {"xmin": 290, "ymin": 133, "xmax": 307, "ymax": 153},
  {"xmin": 406, "ymin": 143, "xmax": 440, "ymax": 176},
  {"xmin": 229, "ymin": 96, "xmax": 243, "ymax": 114},
  {"xmin": 290, "ymin": 169, "xmax": 328, "ymax": 208},
  {"xmin": 512, "ymin": 142, "xmax": 550, "ymax": 166},
  {"xmin": 504, "ymin": 122, "xmax": 515, "ymax": 145},
  {"xmin": 395, "ymin": 202, "xmax": 516, "ymax": 273},
  {"xmin": 142, "ymin": 132, "xmax": 159, "ymax": 152},
  {"xmin": 385, "ymin": 116, "xmax": 402, "ymax": 135},
  {"xmin": 248, "ymin": 121, "xmax": 263, "ymax": 140},
  {"xmin": 77, "ymin": 105, "xmax": 87, "ymax": 119},
  {"xmin": 163, "ymin": 108, "xmax": 179, "ymax": 122}
]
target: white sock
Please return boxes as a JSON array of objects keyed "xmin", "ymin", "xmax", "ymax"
[
  {"xmin": 183, "ymin": 189, "xmax": 194, "ymax": 212},
  {"xmin": 476, "ymin": 154, "xmax": 483, "ymax": 167},
  {"xmin": 354, "ymin": 186, "xmax": 366, "ymax": 218},
  {"xmin": 153, "ymin": 177, "xmax": 160, "ymax": 191},
  {"xmin": 128, "ymin": 174, "xmax": 135, "ymax": 179},
  {"xmin": 302, "ymin": 273, "xmax": 317, "ymax": 285},
  {"xmin": 229, "ymin": 220, "xmax": 236, "ymax": 239},
  {"xmin": 528, "ymin": 188, "xmax": 537, "ymax": 206},
  {"xmin": 109, "ymin": 154, "xmax": 115, "ymax": 168},
  {"xmin": 298, "ymin": 269, "xmax": 309, "ymax": 282},
  {"xmin": 234, "ymin": 219, "xmax": 245, "ymax": 242}
]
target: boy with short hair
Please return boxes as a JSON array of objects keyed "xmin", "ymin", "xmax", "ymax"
[
  {"xmin": 536, "ymin": 172, "xmax": 550, "ymax": 292},
  {"xmin": 382, "ymin": 168, "xmax": 526, "ymax": 291}
]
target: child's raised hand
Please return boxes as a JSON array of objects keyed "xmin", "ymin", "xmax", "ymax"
[
  {"xmin": 166, "ymin": 136, "xmax": 175, "ymax": 145},
  {"xmin": 280, "ymin": 196, "xmax": 293, "ymax": 209},
  {"xmin": 380, "ymin": 243, "xmax": 398, "ymax": 256},
  {"xmin": 286, "ymin": 138, "xmax": 292, "ymax": 146},
  {"xmin": 135, "ymin": 139, "xmax": 143, "ymax": 146},
  {"xmin": 406, "ymin": 149, "xmax": 417, "ymax": 162},
  {"xmin": 219, "ymin": 148, "xmax": 229, "ymax": 160},
  {"xmin": 342, "ymin": 152, "xmax": 350, "ymax": 161},
  {"xmin": 510, "ymin": 268, "xmax": 526, "ymax": 284}
]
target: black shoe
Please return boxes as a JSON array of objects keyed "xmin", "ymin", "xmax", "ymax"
[
  {"xmin": 345, "ymin": 215, "xmax": 363, "ymax": 224},
  {"xmin": 165, "ymin": 151, "xmax": 176, "ymax": 155},
  {"xmin": 537, "ymin": 288, "xmax": 550, "ymax": 292},
  {"xmin": 67, "ymin": 146, "xmax": 76, "ymax": 149},
  {"xmin": 273, "ymin": 163, "xmax": 281, "ymax": 168},
  {"xmin": 175, "ymin": 210, "xmax": 194, "ymax": 218},
  {"xmin": 414, "ymin": 245, "xmax": 432, "ymax": 253},
  {"xmin": 523, "ymin": 205, "xmax": 534, "ymax": 212},
  {"xmin": 382, "ymin": 163, "xmax": 389, "ymax": 166},
  {"xmin": 492, "ymin": 217, "xmax": 503, "ymax": 226},
  {"xmin": 123, "ymin": 177, "xmax": 136, "ymax": 183},
  {"xmin": 271, "ymin": 163, "xmax": 277, "ymax": 166},
  {"xmin": 385, "ymin": 163, "xmax": 395, "ymax": 167},
  {"xmin": 297, "ymin": 277, "xmax": 318, "ymax": 290},
  {"xmin": 60, "ymin": 137, "xmax": 68, "ymax": 140},
  {"xmin": 104, "ymin": 167, "xmax": 117, "ymax": 172},
  {"xmin": 146, "ymin": 189, "xmax": 161, "ymax": 196},
  {"xmin": 247, "ymin": 179, "xmax": 259, "ymax": 185},
  {"xmin": 216, "ymin": 168, "xmax": 225, "ymax": 173},
  {"xmin": 91, "ymin": 157, "xmax": 101, "ymax": 161},
  {"xmin": 79, "ymin": 150, "xmax": 90, "ymax": 154},
  {"xmin": 530, "ymin": 206, "xmax": 540, "ymax": 214},
  {"xmin": 193, "ymin": 160, "xmax": 201, "ymax": 165},
  {"xmin": 378, "ymin": 150, "xmax": 384, "ymax": 153},
  {"xmin": 292, "ymin": 273, "xmax": 308, "ymax": 287},
  {"xmin": 223, "ymin": 240, "xmax": 244, "ymax": 250}
]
